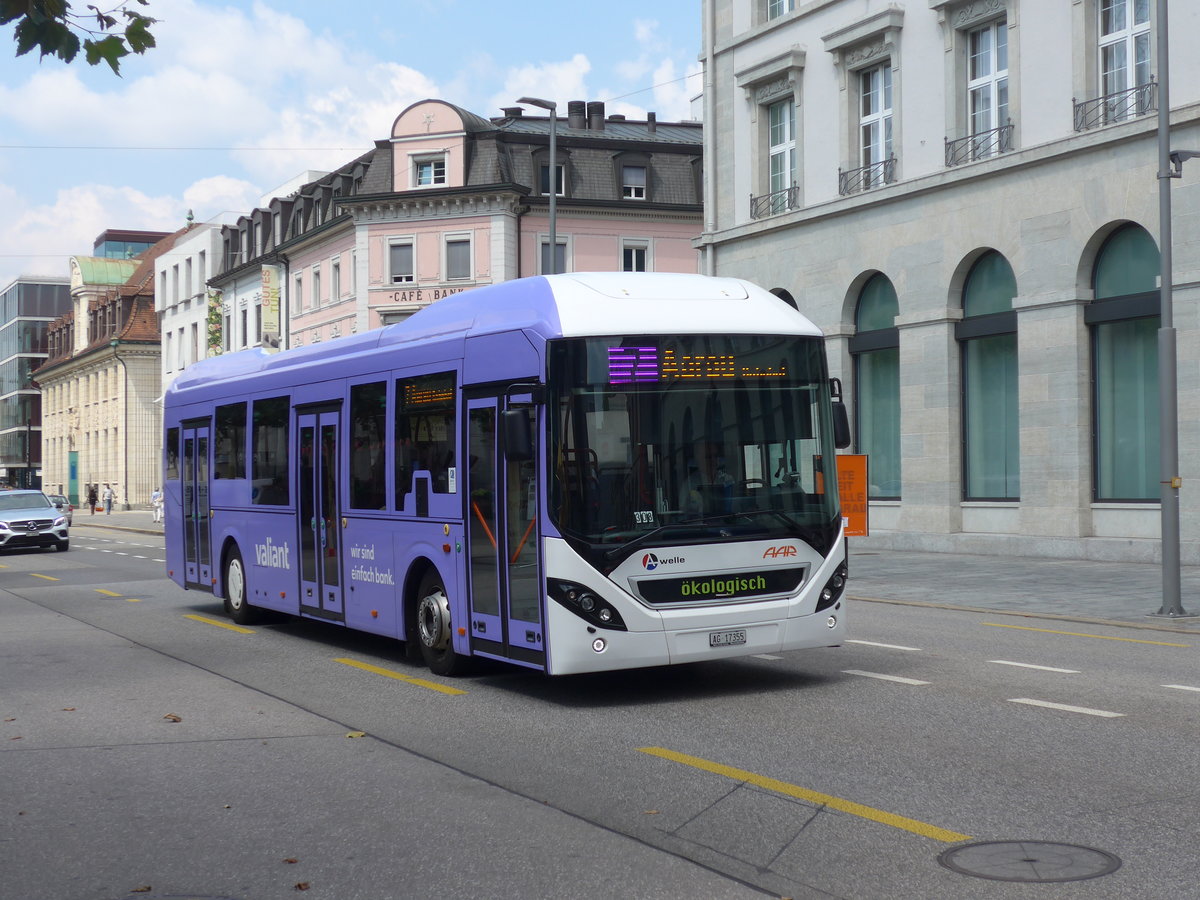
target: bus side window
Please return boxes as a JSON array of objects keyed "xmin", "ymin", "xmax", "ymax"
[
  {"xmin": 349, "ymin": 381, "xmax": 387, "ymax": 510},
  {"xmin": 395, "ymin": 372, "xmax": 457, "ymax": 511},
  {"xmin": 251, "ymin": 396, "xmax": 290, "ymax": 505},
  {"xmin": 214, "ymin": 401, "xmax": 247, "ymax": 480},
  {"xmin": 165, "ymin": 427, "xmax": 180, "ymax": 480}
]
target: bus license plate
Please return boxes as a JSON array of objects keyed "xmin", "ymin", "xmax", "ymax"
[{"xmin": 709, "ymin": 629, "xmax": 747, "ymax": 647}]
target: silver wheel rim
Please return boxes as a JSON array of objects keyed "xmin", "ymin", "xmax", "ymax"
[
  {"xmin": 418, "ymin": 589, "xmax": 450, "ymax": 650},
  {"xmin": 227, "ymin": 558, "xmax": 245, "ymax": 610}
]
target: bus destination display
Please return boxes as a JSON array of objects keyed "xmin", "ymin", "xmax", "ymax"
[{"xmin": 607, "ymin": 345, "xmax": 788, "ymax": 384}]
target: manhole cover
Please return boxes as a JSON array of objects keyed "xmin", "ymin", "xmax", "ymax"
[{"xmin": 938, "ymin": 841, "xmax": 1121, "ymax": 883}]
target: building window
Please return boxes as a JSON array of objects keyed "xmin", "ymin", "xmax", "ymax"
[
  {"xmin": 1088, "ymin": 223, "xmax": 1160, "ymax": 501},
  {"xmin": 540, "ymin": 239, "xmax": 567, "ymax": 275},
  {"xmin": 622, "ymin": 165, "xmax": 647, "ymax": 199},
  {"xmin": 293, "ymin": 275, "xmax": 303, "ymax": 313},
  {"xmin": 1101, "ymin": 0, "xmax": 1151, "ymax": 100},
  {"xmin": 311, "ymin": 266, "xmax": 321, "ymax": 309},
  {"xmin": 240, "ymin": 309, "xmax": 247, "ymax": 348},
  {"xmin": 767, "ymin": 0, "xmax": 794, "ymax": 20},
  {"xmin": 860, "ymin": 63, "xmax": 893, "ymax": 183},
  {"xmin": 958, "ymin": 252, "xmax": 1019, "ymax": 501},
  {"xmin": 539, "ymin": 163, "xmax": 565, "ymax": 197},
  {"xmin": 768, "ymin": 98, "xmax": 797, "ymax": 208},
  {"xmin": 968, "ymin": 18, "xmax": 1008, "ymax": 142},
  {"xmin": 445, "ymin": 235, "xmax": 472, "ymax": 281},
  {"xmin": 331, "ymin": 259, "xmax": 341, "ymax": 301},
  {"xmin": 414, "ymin": 155, "xmax": 446, "ymax": 187},
  {"xmin": 390, "ymin": 241, "xmax": 414, "ymax": 283},
  {"xmin": 849, "ymin": 273, "xmax": 900, "ymax": 499},
  {"xmin": 622, "ymin": 241, "xmax": 648, "ymax": 272}
]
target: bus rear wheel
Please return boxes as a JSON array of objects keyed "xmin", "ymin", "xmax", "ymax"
[
  {"xmin": 223, "ymin": 545, "xmax": 259, "ymax": 625},
  {"xmin": 416, "ymin": 569, "xmax": 471, "ymax": 677}
]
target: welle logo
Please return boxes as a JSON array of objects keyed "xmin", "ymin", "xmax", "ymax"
[{"xmin": 642, "ymin": 552, "xmax": 685, "ymax": 571}]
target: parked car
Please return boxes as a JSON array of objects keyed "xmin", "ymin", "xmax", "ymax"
[
  {"xmin": 45, "ymin": 493, "xmax": 73, "ymax": 526},
  {"xmin": 0, "ymin": 490, "xmax": 69, "ymax": 552}
]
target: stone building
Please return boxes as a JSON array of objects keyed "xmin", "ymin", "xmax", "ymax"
[
  {"xmin": 699, "ymin": 0, "xmax": 1200, "ymax": 561},
  {"xmin": 209, "ymin": 98, "xmax": 703, "ymax": 351},
  {"xmin": 38, "ymin": 228, "xmax": 190, "ymax": 508}
]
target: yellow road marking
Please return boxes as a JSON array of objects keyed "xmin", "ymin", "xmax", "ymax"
[
  {"xmin": 983, "ymin": 622, "xmax": 1190, "ymax": 647},
  {"xmin": 95, "ymin": 589, "xmax": 122, "ymax": 597},
  {"xmin": 125, "ymin": 598, "xmax": 142, "ymax": 603},
  {"xmin": 334, "ymin": 657, "xmax": 467, "ymax": 696},
  {"xmin": 183, "ymin": 614, "xmax": 253, "ymax": 634},
  {"xmin": 30, "ymin": 573, "xmax": 59, "ymax": 581},
  {"xmin": 638, "ymin": 747, "xmax": 970, "ymax": 843}
]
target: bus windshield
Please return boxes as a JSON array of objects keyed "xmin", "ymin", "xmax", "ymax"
[{"xmin": 548, "ymin": 334, "xmax": 841, "ymax": 567}]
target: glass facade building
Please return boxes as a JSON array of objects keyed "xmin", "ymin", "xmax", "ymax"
[{"xmin": 0, "ymin": 278, "xmax": 71, "ymax": 488}]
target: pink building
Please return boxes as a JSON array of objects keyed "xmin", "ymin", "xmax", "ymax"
[{"xmin": 210, "ymin": 99, "xmax": 702, "ymax": 348}]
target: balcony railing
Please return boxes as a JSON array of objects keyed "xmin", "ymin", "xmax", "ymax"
[
  {"xmin": 838, "ymin": 156, "xmax": 897, "ymax": 196},
  {"xmin": 1073, "ymin": 78, "xmax": 1157, "ymax": 131},
  {"xmin": 750, "ymin": 184, "xmax": 800, "ymax": 219},
  {"xmin": 945, "ymin": 120, "xmax": 1015, "ymax": 167}
]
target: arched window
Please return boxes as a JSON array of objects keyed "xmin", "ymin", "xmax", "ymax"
[
  {"xmin": 1087, "ymin": 224, "xmax": 1160, "ymax": 500},
  {"xmin": 849, "ymin": 274, "xmax": 900, "ymax": 498},
  {"xmin": 958, "ymin": 251, "xmax": 1019, "ymax": 500}
]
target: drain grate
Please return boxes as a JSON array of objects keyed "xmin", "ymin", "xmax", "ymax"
[{"xmin": 938, "ymin": 841, "xmax": 1121, "ymax": 883}]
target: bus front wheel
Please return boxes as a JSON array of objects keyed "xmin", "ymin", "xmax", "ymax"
[
  {"xmin": 223, "ymin": 545, "xmax": 259, "ymax": 625},
  {"xmin": 416, "ymin": 569, "xmax": 471, "ymax": 677}
]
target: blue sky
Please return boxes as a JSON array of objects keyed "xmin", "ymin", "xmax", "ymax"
[{"xmin": 0, "ymin": 0, "xmax": 703, "ymax": 287}]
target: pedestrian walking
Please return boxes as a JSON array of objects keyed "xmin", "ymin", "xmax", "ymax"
[
  {"xmin": 102, "ymin": 483, "xmax": 114, "ymax": 515},
  {"xmin": 151, "ymin": 487, "xmax": 163, "ymax": 524},
  {"xmin": 87, "ymin": 484, "xmax": 98, "ymax": 515}
]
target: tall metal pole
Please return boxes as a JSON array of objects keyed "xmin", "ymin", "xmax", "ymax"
[
  {"xmin": 548, "ymin": 104, "xmax": 557, "ymax": 274},
  {"xmin": 1154, "ymin": 0, "xmax": 1187, "ymax": 617},
  {"xmin": 517, "ymin": 97, "xmax": 558, "ymax": 274}
]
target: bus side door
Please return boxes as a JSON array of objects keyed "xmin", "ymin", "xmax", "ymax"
[
  {"xmin": 297, "ymin": 406, "xmax": 345, "ymax": 621},
  {"xmin": 181, "ymin": 420, "xmax": 212, "ymax": 588},
  {"xmin": 465, "ymin": 390, "xmax": 543, "ymax": 669}
]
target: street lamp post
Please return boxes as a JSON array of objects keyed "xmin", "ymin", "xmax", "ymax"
[
  {"xmin": 1153, "ymin": 0, "xmax": 1195, "ymax": 618},
  {"xmin": 517, "ymin": 97, "xmax": 558, "ymax": 274}
]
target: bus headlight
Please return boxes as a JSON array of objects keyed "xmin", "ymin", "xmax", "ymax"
[
  {"xmin": 815, "ymin": 563, "xmax": 848, "ymax": 612},
  {"xmin": 548, "ymin": 578, "xmax": 627, "ymax": 631}
]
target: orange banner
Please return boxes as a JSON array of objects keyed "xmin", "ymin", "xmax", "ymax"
[{"xmin": 836, "ymin": 454, "xmax": 869, "ymax": 537}]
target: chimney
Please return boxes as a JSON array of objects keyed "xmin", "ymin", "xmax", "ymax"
[
  {"xmin": 567, "ymin": 100, "xmax": 586, "ymax": 129},
  {"xmin": 647, "ymin": 112, "xmax": 657, "ymax": 133},
  {"xmin": 609, "ymin": 114, "xmax": 626, "ymax": 122},
  {"xmin": 502, "ymin": 106, "xmax": 523, "ymax": 117},
  {"xmin": 587, "ymin": 100, "xmax": 605, "ymax": 130}
]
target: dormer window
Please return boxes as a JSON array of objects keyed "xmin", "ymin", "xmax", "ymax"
[
  {"xmin": 622, "ymin": 165, "xmax": 647, "ymax": 199},
  {"xmin": 413, "ymin": 154, "xmax": 447, "ymax": 187}
]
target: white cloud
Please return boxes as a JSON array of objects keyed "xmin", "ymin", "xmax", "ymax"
[{"xmin": 486, "ymin": 54, "xmax": 593, "ymax": 119}]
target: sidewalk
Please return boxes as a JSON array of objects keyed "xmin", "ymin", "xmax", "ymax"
[{"xmin": 78, "ymin": 510, "xmax": 1200, "ymax": 633}]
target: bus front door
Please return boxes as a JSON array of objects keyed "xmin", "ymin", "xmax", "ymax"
[
  {"xmin": 465, "ymin": 392, "xmax": 544, "ymax": 669},
  {"xmin": 297, "ymin": 408, "xmax": 344, "ymax": 620},
  {"xmin": 182, "ymin": 422, "xmax": 212, "ymax": 588}
]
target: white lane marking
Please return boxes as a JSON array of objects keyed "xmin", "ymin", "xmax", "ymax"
[
  {"xmin": 1162, "ymin": 684, "xmax": 1200, "ymax": 693},
  {"xmin": 847, "ymin": 639, "xmax": 922, "ymax": 652},
  {"xmin": 752, "ymin": 654, "xmax": 782, "ymax": 660},
  {"xmin": 1008, "ymin": 698, "xmax": 1124, "ymax": 718},
  {"xmin": 843, "ymin": 669, "xmax": 931, "ymax": 685},
  {"xmin": 990, "ymin": 660, "xmax": 1081, "ymax": 674}
]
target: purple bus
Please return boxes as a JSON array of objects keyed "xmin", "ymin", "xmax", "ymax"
[{"xmin": 163, "ymin": 273, "xmax": 851, "ymax": 676}]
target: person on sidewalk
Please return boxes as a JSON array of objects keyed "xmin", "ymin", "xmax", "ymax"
[
  {"xmin": 86, "ymin": 484, "xmax": 98, "ymax": 516},
  {"xmin": 151, "ymin": 487, "xmax": 163, "ymax": 524},
  {"xmin": 102, "ymin": 483, "xmax": 114, "ymax": 515}
]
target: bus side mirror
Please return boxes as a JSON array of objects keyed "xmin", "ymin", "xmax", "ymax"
[
  {"xmin": 503, "ymin": 408, "xmax": 534, "ymax": 460},
  {"xmin": 829, "ymin": 377, "xmax": 852, "ymax": 450}
]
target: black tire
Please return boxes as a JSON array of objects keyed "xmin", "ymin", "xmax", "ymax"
[
  {"xmin": 222, "ymin": 545, "xmax": 259, "ymax": 625},
  {"xmin": 55, "ymin": 540, "xmax": 69, "ymax": 552},
  {"xmin": 415, "ymin": 569, "xmax": 471, "ymax": 677}
]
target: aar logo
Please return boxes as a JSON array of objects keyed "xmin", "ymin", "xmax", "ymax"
[{"xmin": 763, "ymin": 545, "xmax": 798, "ymax": 559}]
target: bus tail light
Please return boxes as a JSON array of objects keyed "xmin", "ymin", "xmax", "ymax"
[{"xmin": 548, "ymin": 578, "xmax": 627, "ymax": 631}]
